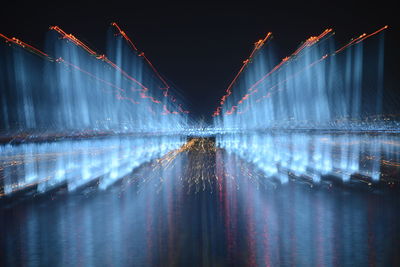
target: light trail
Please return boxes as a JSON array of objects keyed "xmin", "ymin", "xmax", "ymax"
[
  {"xmin": 356, "ymin": 25, "xmax": 388, "ymax": 44},
  {"xmin": 111, "ymin": 22, "xmax": 139, "ymax": 51},
  {"xmin": 111, "ymin": 22, "xmax": 171, "ymax": 91},
  {"xmin": 335, "ymin": 33, "xmax": 367, "ymax": 54},
  {"xmin": 0, "ymin": 33, "xmax": 53, "ymax": 61},
  {"xmin": 111, "ymin": 22, "xmax": 189, "ymax": 113},
  {"xmin": 213, "ymin": 32, "xmax": 272, "ymax": 116},
  {"xmin": 335, "ymin": 25, "xmax": 388, "ymax": 54}
]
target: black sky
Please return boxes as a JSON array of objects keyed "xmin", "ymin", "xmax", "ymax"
[{"xmin": 1, "ymin": 1, "xmax": 398, "ymax": 119}]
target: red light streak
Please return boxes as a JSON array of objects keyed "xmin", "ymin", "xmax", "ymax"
[
  {"xmin": 50, "ymin": 26, "xmax": 98, "ymax": 56},
  {"xmin": 111, "ymin": 22, "xmax": 139, "ymax": 51},
  {"xmin": 355, "ymin": 25, "xmax": 388, "ymax": 44},
  {"xmin": 247, "ymin": 29, "xmax": 332, "ymax": 93},
  {"xmin": 111, "ymin": 22, "xmax": 189, "ymax": 113},
  {"xmin": 139, "ymin": 92, "xmax": 161, "ymax": 104},
  {"xmin": 335, "ymin": 25, "xmax": 388, "ymax": 54},
  {"xmin": 161, "ymin": 105, "xmax": 180, "ymax": 115},
  {"xmin": 0, "ymin": 33, "xmax": 12, "ymax": 42},
  {"xmin": 292, "ymin": 29, "xmax": 332, "ymax": 56},
  {"xmin": 1, "ymin": 33, "xmax": 52, "ymax": 61},
  {"xmin": 335, "ymin": 33, "xmax": 366, "ymax": 54},
  {"xmin": 213, "ymin": 32, "xmax": 272, "ymax": 116},
  {"xmin": 111, "ymin": 23, "xmax": 171, "ymax": 93},
  {"xmin": 115, "ymin": 92, "xmax": 141, "ymax": 105},
  {"xmin": 49, "ymin": 26, "xmax": 168, "ymax": 105}
]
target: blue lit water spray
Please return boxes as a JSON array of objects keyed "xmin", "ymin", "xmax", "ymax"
[
  {"xmin": 0, "ymin": 24, "xmax": 189, "ymax": 195},
  {"xmin": 214, "ymin": 26, "xmax": 397, "ymax": 184}
]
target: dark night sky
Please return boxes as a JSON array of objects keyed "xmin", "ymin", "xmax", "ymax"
[{"xmin": 0, "ymin": 1, "xmax": 398, "ymax": 119}]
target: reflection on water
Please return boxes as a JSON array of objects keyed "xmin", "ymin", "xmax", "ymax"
[
  {"xmin": 1, "ymin": 135, "xmax": 400, "ymax": 266},
  {"xmin": 218, "ymin": 150, "xmax": 400, "ymax": 266},
  {"xmin": 218, "ymin": 132, "xmax": 400, "ymax": 184},
  {"xmin": 0, "ymin": 136, "xmax": 185, "ymax": 196}
]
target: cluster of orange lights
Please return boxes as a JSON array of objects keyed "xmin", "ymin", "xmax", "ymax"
[
  {"xmin": 214, "ymin": 25, "xmax": 388, "ymax": 117},
  {"xmin": 0, "ymin": 33, "xmax": 52, "ymax": 61},
  {"xmin": 50, "ymin": 26, "xmax": 98, "ymax": 57},
  {"xmin": 111, "ymin": 22, "xmax": 139, "ymax": 51}
]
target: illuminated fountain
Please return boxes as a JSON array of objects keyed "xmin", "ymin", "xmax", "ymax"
[
  {"xmin": 0, "ymin": 24, "xmax": 188, "ymax": 135},
  {"xmin": 213, "ymin": 26, "xmax": 389, "ymax": 130},
  {"xmin": 0, "ymin": 24, "xmax": 397, "ymax": 196},
  {"xmin": 213, "ymin": 26, "xmax": 399, "ymax": 185},
  {"xmin": 0, "ymin": 24, "xmax": 189, "ymax": 196}
]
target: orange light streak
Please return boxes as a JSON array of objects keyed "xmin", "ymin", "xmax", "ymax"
[
  {"xmin": 50, "ymin": 26, "xmax": 98, "ymax": 56},
  {"xmin": 111, "ymin": 22, "xmax": 171, "ymax": 93},
  {"xmin": 1, "ymin": 33, "xmax": 53, "ymax": 61},
  {"xmin": 213, "ymin": 32, "xmax": 272, "ymax": 116},
  {"xmin": 292, "ymin": 29, "xmax": 332, "ymax": 56},
  {"xmin": 111, "ymin": 22, "xmax": 139, "ymax": 51},
  {"xmin": 111, "ymin": 22, "xmax": 190, "ymax": 113},
  {"xmin": 139, "ymin": 52, "xmax": 171, "ymax": 91},
  {"xmin": 0, "ymin": 32, "xmax": 12, "ymax": 42},
  {"xmin": 335, "ymin": 33, "xmax": 366, "ymax": 54},
  {"xmin": 247, "ymin": 29, "xmax": 332, "ymax": 94},
  {"xmin": 355, "ymin": 25, "xmax": 388, "ymax": 44},
  {"xmin": 335, "ymin": 25, "xmax": 388, "ymax": 54}
]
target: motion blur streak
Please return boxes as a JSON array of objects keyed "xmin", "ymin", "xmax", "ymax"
[{"xmin": 1, "ymin": 23, "xmax": 400, "ymax": 267}]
